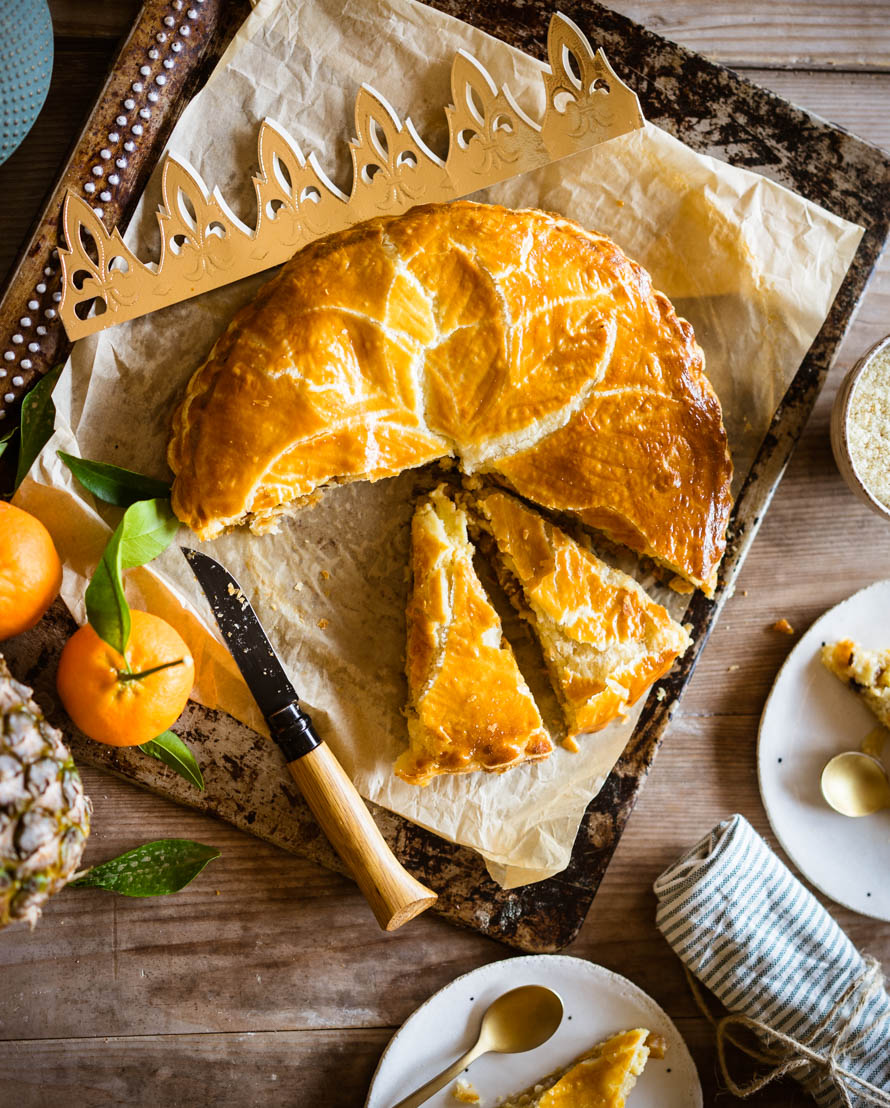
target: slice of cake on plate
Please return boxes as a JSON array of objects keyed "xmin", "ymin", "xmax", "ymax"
[
  {"xmin": 500, "ymin": 1027, "xmax": 653, "ymax": 1107},
  {"xmin": 821, "ymin": 639, "xmax": 890, "ymax": 728},
  {"xmin": 471, "ymin": 490, "xmax": 690, "ymax": 738},
  {"xmin": 396, "ymin": 486, "xmax": 552, "ymax": 786}
]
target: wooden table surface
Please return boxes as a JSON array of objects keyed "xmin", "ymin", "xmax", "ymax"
[{"xmin": 2, "ymin": 3, "xmax": 889, "ymax": 1105}]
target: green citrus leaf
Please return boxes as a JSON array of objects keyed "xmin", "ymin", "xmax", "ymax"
[
  {"xmin": 117, "ymin": 498, "xmax": 179, "ymax": 569},
  {"xmin": 85, "ymin": 517, "xmax": 130, "ymax": 654},
  {"xmin": 71, "ymin": 839, "xmax": 220, "ymax": 897},
  {"xmin": 141, "ymin": 730, "xmax": 204, "ymax": 790},
  {"xmin": 58, "ymin": 451, "xmax": 171, "ymax": 507},
  {"xmin": 15, "ymin": 363, "xmax": 63, "ymax": 490},
  {"xmin": 84, "ymin": 498, "xmax": 179, "ymax": 656},
  {"xmin": 0, "ymin": 425, "xmax": 16, "ymax": 460}
]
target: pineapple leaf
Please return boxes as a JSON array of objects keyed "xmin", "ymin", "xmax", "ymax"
[
  {"xmin": 58, "ymin": 451, "xmax": 171, "ymax": 507},
  {"xmin": 71, "ymin": 839, "xmax": 219, "ymax": 897},
  {"xmin": 14, "ymin": 363, "xmax": 64, "ymax": 491},
  {"xmin": 141, "ymin": 730, "xmax": 205, "ymax": 790},
  {"xmin": 85, "ymin": 518, "xmax": 130, "ymax": 655}
]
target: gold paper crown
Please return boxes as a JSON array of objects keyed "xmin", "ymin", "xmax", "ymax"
[{"xmin": 58, "ymin": 13, "xmax": 644, "ymax": 340}]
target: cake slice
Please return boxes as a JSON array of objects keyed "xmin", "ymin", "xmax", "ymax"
[
  {"xmin": 397, "ymin": 486, "xmax": 552, "ymax": 786},
  {"xmin": 501, "ymin": 1028, "xmax": 653, "ymax": 1108},
  {"xmin": 471, "ymin": 490, "xmax": 691, "ymax": 738},
  {"xmin": 821, "ymin": 639, "xmax": 890, "ymax": 728}
]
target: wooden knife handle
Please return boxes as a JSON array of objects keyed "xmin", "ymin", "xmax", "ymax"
[{"xmin": 286, "ymin": 742, "xmax": 437, "ymax": 931}]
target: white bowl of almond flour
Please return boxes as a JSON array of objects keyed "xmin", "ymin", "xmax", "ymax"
[{"xmin": 831, "ymin": 335, "xmax": 890, "ymax": 522}]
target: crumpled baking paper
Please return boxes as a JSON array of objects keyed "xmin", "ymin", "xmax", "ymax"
[{"xmin": 18, "ymin": 0, "xmax": 863, "ymax": 887}]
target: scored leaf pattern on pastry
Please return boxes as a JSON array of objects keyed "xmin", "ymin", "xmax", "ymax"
[
  {"xmin": 168, "ymin": 203, "xmax": 731, "ymax": 592},
  {"xmin": 490, "ymin": 272, "xmax": 733, "ymax": 591}
]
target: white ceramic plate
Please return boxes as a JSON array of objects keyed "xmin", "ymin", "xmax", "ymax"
[
  {"xmin": 365, "ymin": 955, "xmax": 701, "ymax": 1108},
  {"xmin": 758, "ymin": 579, "xmax": 890, "ymax": 921}
]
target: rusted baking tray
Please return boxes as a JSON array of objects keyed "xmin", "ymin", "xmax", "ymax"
[{"xmin": 4, "ymin": 0, "xmax": 890, "ymax": 952}]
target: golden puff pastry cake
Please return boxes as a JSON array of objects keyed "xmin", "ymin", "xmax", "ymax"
[
  {"xmin": 168, "ymin": 202, "xmax": 732, "ymax": 592},
  {"xmin": 397, "ymin": 486, "xmax": 552, "ymax": 786},
  {"xmin": 821, "ymin": 640, "xmax": 890, "ymax": 729},
  {"xmin": 500, "ymin": 1028, "xmax": 653, "ymax": 1108},
  {"xmin": 470, "ymin": 490, "xmax": 691, "ymax": 738}
]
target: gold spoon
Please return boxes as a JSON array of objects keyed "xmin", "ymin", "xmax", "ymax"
[
  {"xmin": 820, "ymin": 751, "xmax": 890, "ymax": 817},
  {"xmin": 391, "ymin": 984, "xmax": 564, "ymax": 1108}
]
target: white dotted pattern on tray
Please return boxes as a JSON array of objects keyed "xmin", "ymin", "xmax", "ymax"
[{"xmin": 0, "ymin": 0, "xmax": 207, "ymax": 419}]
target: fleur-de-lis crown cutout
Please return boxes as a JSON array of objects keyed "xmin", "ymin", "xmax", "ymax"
[{"xmin": 59, "ymin": 13, "xmax": 644, "ymax": 340}]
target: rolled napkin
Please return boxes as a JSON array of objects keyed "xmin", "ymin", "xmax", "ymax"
[{"xmin": 654, "ymin": 814, "xmax": 890, "ymax": 1107}]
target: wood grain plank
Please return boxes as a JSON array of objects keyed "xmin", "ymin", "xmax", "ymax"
[
  {"xmin": 743, "ymin": 71, "xmax": 890, "ymax": 153},
  {"xmin": 604, "ymin": 2, "xmax": 890, "ymax": 70},
  {"xmin": 7, "ymin": 711, "xmax": 881, "ymax": 1105},
  {"xmin": 0, "ymin": 1028, "xmax": 392, "ymax": 1108},
  {"xmin": 0, "ymin": 1023, "xmax": 811, "ymax": 1108},
  {"xmin": 49, "ymin": 1, "xmax": 143, "ymax": 40},
  {"xmin": 0, "ymin": 770, "xmax": 501, "ymax": 1041}
]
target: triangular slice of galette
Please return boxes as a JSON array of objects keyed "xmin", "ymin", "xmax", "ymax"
[
  {"xmin": 471, "ymin": 489, "xmax": 690, "ymax": 739},
  {"xmin": 500, "ymin": 1028, "xmax": 654, "ymax": 1108},
  {"xmin": 397, "ymin": 485, "xmax": 552, "ymax": 786}
]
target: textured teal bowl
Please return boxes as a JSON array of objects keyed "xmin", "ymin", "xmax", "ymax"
[{"xmin": 0, "ymin": 0, "xmax": 54, "ymax": 166}]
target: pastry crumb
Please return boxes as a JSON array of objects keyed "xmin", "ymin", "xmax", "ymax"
[
  {"xmin": 645, "ymin": 1031, "xmax": 668, "ymax": 1059},
  {"xmin": 452, "ymin": 1079, "xmax": 480, "ymax": 1103},
  {"xmin": 320, "ymin": 569, "xmax": 330, "ymax": 580},
  {"xmin": 655, "ymin": 687, "xmax": 667, "ymax": 701},
  {"xmin": 294, "ymin": 581, "xmax": 303, "ymax": 591},
  {"xmin": 727, "ymin": 663, "xmax": 740, "ymax": 671},
  {"xmin": 562, "ymin": 735, "xmax": 580, "ymax": 753},
  {"xmin": 317, "ymin": 617, "xmax": 328, "ymax": 629},
  {"xmin": 771, "ymin": 617, "xmax": 794, "ymax": 634}
]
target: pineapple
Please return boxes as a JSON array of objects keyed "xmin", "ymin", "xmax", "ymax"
[{"xmin": 0, "ymin": 656, "xmax": 91, "ymax": 929}]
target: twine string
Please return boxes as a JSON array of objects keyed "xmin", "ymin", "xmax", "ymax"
[{"xmin": 685, "ymin": 957, "xmax": 890, "ymax": 1106}]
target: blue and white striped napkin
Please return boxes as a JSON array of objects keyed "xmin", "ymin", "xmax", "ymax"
[{"xmin": 654, "ymin": 815, "xmax": 890, "ymax": 1106}]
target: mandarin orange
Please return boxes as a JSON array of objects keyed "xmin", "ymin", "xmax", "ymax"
[
  {"xmin": 0, "ymin": 502, "xmax": 63, "ymax": 640},
  {"xmin": 56, "ymin": 609, "xmax": 195, "ymax": 746}
]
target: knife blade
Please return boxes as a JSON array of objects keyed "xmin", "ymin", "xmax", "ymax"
[
  {"xmin": 182, "ymin": 547, "xmax": 320, "ymax": 763},
  {"xmin": 183, "ymin": 548, "xmax": 297, "ymax": 714},
  {"xmin": 182, "ymin": 546, "xmax": 437, "ymax": 931}
]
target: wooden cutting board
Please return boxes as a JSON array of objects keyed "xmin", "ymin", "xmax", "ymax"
[{"xmin": 3, "ymin": 0, "xmax": 890, "ymax": 952}]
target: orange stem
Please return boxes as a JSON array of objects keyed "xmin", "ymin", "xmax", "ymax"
[{"xmin": 118, "ymin": 658, "xmax": 184, "ymax": 682}]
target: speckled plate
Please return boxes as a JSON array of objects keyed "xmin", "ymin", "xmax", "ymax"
[
  {"xmin": 365, "ymin": 955, "xmax": 701, "ymax": 1107},
  {"xmin": 758, "ymin": 580, "xmax": 890, "ymax": 921}
]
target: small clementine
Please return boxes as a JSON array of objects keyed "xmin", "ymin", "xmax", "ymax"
[
  {"xmin": 0, "ymin": 502, "xmax": 63, "ymax": 640},
  {"xmin": 56, "ymin": 609, "xmax": 195, "ymax": 746}
]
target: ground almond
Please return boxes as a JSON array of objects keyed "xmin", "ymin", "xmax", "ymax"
[{"xmin": 848, "ymin": 345, "xmax": 890, "ymax": 508}]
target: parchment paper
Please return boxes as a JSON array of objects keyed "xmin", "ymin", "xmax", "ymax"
[{"xmin": 18, "ymin": 0, "xmax": 863, "ymax": 887}]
